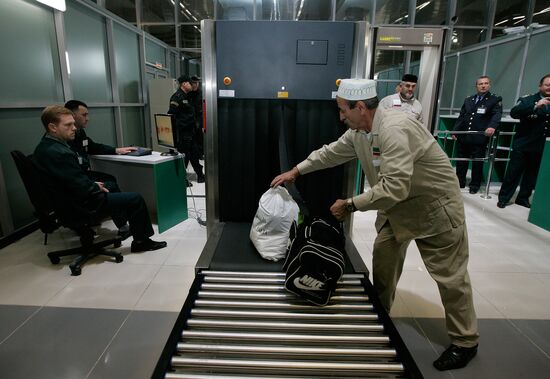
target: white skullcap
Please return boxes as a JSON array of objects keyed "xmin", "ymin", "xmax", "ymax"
[{"xmin": 337, "ymin": 79, "xmax": 377, "ymax": 101}]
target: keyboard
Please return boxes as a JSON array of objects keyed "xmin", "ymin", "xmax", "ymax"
[{"xmin": 126, "ymin": 147, "xmax": 152, "ymax": 157}]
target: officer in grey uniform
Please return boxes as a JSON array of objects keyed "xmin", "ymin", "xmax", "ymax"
[
  {"xmin": 272, "ymin": 79, "xmax": 479, "ymax": 372},
  {"xmin": 498, "ymin": 74, "xmax": 550, "ymax": 208},
  {"xmin": 453, "ymin": 76, "xmax": 502, "ymax": 194}
]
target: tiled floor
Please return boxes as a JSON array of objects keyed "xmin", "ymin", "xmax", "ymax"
[{"xmin": 0, "ymin": 179, "xmax": 549, "ymax": 378}]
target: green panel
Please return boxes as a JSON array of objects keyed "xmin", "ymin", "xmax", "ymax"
[
  {"xmin": 528, "ymin": 139, "xmax": 550, "ymax": 231},
  {"xmin": 145, "ymin": 39, "xmax": 166, "ymax": 67},
  {"xmin": 0, "ymin": 109, "xmax": 46, "ymax": 229},
  {"xmin": 520, "ymin": 31, "xmax": 550, "ymax": 97},
  {"xmin": 440, "ymin": 56, "xmax": 457, "ymax": 108},
  {"xmin": 486, "ymin": 39, "xmax": 524, "ymax": 109},
  {"xmin": 113, "ymin": 23, "xmax": 141, "ymax": 103},
  {"xmin": 64, "ymin": 1, "xmax": 112, "ymax": 102},
  {"xmin": 120, "ymin": 107, "xmax": 145, "ymax": 146},
  {"xmin": 0, "ymin": 0, "xmax": 63, "ymax": 103},
  {"xmin": 85, "ymin": 108, "xmax": 117, "ymax": 147},
  {"xmin": 154, "ymin": 159, "xmax": 188, "ymax": 233},
  {"xmin": 453, "ymin": 49, "xmax": 485, "ymax": 109}
]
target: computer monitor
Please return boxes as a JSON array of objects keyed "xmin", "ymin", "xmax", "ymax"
[{"xmin": 154, "ymin": 114, "xmax": 178, "ymax": 156}]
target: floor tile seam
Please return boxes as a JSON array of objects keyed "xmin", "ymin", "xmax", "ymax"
[
  {"xmin": 130, "ymin": 263, "xmax": 166, "ymax": 310},
  {"xmin": 42, "ymin": 272, "xmax": 79, "ymax": 307},
  {"xmin": 471, "ymin": 286, "xmax": 507, "ymax": 319},
  {"xmin": 85, "ymin": 309, "xmax": 134, "ymax": 379},
  {"xmin": 0, "ymin": 305, "xmax": 43, "ymax": 346},
  {"xmin": 505, "ymin": 318, "xmax": 550, "ymax": 360}
]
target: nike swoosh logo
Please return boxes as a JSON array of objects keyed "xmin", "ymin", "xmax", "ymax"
[{"xmin": 293, "ymin": 276, "xmax": 324, "ymax": 291}]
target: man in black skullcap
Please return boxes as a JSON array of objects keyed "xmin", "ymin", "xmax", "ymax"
[
  {"xmin": 168, "ymin": 75, "xmax": 205, "ymax": 184},
  {"xmin": 379, "ymin": 73, "xmax": 423, "ymax": 122}
]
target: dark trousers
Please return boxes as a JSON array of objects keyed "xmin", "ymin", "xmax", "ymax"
[
  {"xmin": 498, "ymin": 149, "xmax": 543, "ymax": 204},
  {"xmin": 86, "ymin": 171, "xmax": 125, "ymax": 226},
  {"xmin": 455, "ymin": 143, "xmax": 486, "ymax": 189},
  {"xmin": 177, "ymin": 134, "xmax": 203, "ymax": 178},
  {"xmin": 99, "ymin": 192, "xmax": 154, "ymax": 241}
]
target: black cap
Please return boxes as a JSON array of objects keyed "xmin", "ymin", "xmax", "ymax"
[
  {"xmin": 177, "ymin": 75, "xmax": 191, "ymax": 84},
  {"xmin": 402, "ymin": 74, "xmax": 418, "ymax": 83},
  {"xmin": 190, "ymin": 75, "xmax": 201, "ymax": 83}
]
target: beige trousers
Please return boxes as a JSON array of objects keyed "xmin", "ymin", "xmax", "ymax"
[{"xmin": 373, "ymin": 221, "xmax": 479, "ymax": 347}]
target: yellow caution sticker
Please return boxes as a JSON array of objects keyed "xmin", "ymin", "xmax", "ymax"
[{"xmin": 277, "ymin": 91, "xmax": 289, "ymax": 98}]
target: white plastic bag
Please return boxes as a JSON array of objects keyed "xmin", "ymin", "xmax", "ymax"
[{"xmin": 250, "ymin": 187, "xmax": 299, "ymax": 261}]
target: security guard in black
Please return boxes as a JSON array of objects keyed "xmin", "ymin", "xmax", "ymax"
[
  {"xmin": 168, "ymin": 75, "xmax": 204, "ymax": 181},
  {"xmin": 498, "ymin": 74, "xmax": 550, "ymax": 207}
]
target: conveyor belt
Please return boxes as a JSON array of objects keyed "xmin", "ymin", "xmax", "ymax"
[{"xmin": 152, "ymin": 223, "xmax": 423, "ymax": 378}]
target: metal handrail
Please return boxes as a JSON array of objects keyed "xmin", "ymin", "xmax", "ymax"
[{"xmin": 436, "ymin": 129, "xmax": 516, "ymax": 199}]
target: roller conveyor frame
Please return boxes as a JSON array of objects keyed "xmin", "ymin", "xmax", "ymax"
[{"xmin": 152, "ymin": 222, "xmax": 424, "ymax": 379}]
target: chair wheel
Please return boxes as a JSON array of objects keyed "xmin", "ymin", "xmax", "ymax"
[
  {"xmin": 114, "ymin": 240, "xmax": 122, "ymax": 248},
  {"xmin": 49, "ymin": 256, "xmax": 60, "ymax": 265},
  {"xmin": 70, "ymin": 266, "xmax": 81, "ymax": 276},
  {"xmin": 115, "ymin": 255, "xmax": 123, "ymax": 263}
]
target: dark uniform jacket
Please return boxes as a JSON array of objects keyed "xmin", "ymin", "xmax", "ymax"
[
  {"xmin": 168, "ymin": 88, "xmax": 195, "ymax": 139},
  {"xmin": 34, "ymin": 135, "xmax": 105, "ymax": 225},
  {"xmin": 510, "ymin": 93, "xmax": 550, "ymax": 152},
  {"xmin": 453, "ymin": 92, "xmax": 502, "ymax": 145},
  {"xmin": 68, "ymin": 128, "xmax": 116, "ymax": 171}
]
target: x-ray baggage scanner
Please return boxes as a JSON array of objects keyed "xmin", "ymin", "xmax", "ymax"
[{"xmin": 153, "ymin": 20, "xmax": 427, "ymax": 379}]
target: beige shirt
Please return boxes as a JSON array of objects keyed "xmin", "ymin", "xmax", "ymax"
[
  {"xmin": 379, "ymin": 93, "xmax": 423, "ymax": 123},
  {"xmin": 297, "ymin": 108, "xmax": 464, "ymax": 242}
]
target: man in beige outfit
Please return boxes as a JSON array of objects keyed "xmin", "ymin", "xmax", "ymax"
[{"xmin": 271, "ymin": 79, "xmax": 479, "ymax": 371}]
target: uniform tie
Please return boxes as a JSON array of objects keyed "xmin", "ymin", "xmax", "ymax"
[{"xmin": 475, "ymin": 95, "xmax": 482, "ymax": 104}]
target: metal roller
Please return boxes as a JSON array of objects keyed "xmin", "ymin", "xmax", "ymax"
[
  {"xmin": 197, "ymin": 291, "xmax": 370, "ymax": 302},
  {"xmin": 170, "ymin": 357, "xmax": 404, "ymax": 374},
  {"xmin": 181, "ymin": 330, "xmax": 391, "ymax": 344},
  {"xmin": 190, "ymin": 309, "xmax": 379, "ymax": 321},
  {"xmin": 201, "ymin": 271, "xmax": 364, "ymax": 280},
  {"xmin": 186, "ymin": 319, "xmax": 385, "ymax": 333},
  {"xmin": 194, "ymin": 299, "xmax": 375, "ymax": 311},
  {"xmin": 202, "ymin": 276, "xmax": 362, "ymax": 286},
  {"xmin": 200, "ymin": 283, "xmax": 364, "ymax": 293},
  {"xmin": 177, "ymin": 342, "xmax": 397, "ymax": 357}
]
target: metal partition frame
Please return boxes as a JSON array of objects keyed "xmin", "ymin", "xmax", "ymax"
[
  {"xmin": 202, "ymin": 20, "xmax": 219, "ymax": 235},
  {"xmin": 374, "ymin": 27, "xmax": 445, "ymax": 132}
]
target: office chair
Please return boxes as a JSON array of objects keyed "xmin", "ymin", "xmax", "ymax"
[{"xmin": 11, "ymin": 150, "xmax": 123, "ymax": 276}]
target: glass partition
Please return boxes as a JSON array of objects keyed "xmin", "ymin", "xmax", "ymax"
[
  {"xmin": 65, "ymin": 1, "xmax": 113, "ymax": 102},
  {"xmin": 113, "ymin": 23, "xmax": 142, "ymax": 103},
  {"xmin": 0, "ymin": 0, "xmax": 63, "ymax": 104}
]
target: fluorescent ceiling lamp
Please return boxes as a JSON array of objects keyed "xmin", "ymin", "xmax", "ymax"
[{"xmin": 36, "ymin": 0, "xmax": 66, "ymax": 12}]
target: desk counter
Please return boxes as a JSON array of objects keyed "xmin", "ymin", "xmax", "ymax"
[{"xmin": 90, "ymin": 152, "xmax": 188, "ymax": 233}]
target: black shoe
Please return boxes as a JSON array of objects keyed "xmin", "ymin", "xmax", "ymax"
[
  {"xmin": 433, "ymin": 344, "xmax": 478, "ymax": 371},
  {"xmin": 117, "ymin": 225, "xmax": 131, "ymax": 241},
  {"xmin": 497, "ymin": 202, "xmax": 507, "ymax": 209},
  {"xmin": 197, "ymin": 175, "xmax": 205, "ymax": 183},
  {"xmin": 515, "ymin": 199, "xmax": 531, "ymax": 208},
  {"xmin": 131, "ymin": 238, "xmax": 167, "ymax": 252},
  {"xmin": 459, "ymin": 184, "xmax": 466, "ymax": 189},
  {"xmin": 469, "ymin": 187, "xmax": 479, "ymax": 194}
]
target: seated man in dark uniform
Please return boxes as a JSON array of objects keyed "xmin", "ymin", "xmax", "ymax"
[
  {"xmin": 33, "ymin": 105, "xmax": 166, "ymax": 253},
  {"xmin": 64, "ymin": 100, "xmax": 136, "ymax": 192}
]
